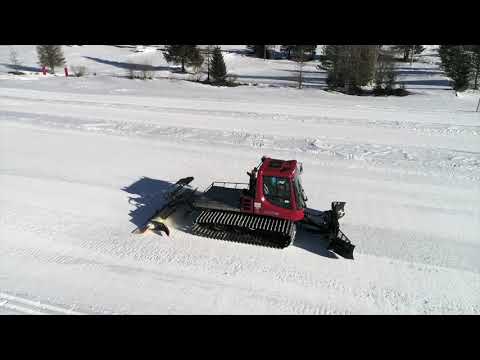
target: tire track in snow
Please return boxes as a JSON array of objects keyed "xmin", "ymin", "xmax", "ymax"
[
  {"xmin": 2, "ymin": 185, "xmax": 479, "ymax": 314},
  {"xmin": 0, "ymin": 292, "xmax": 86, "ymax": 315},
  {"xmin": 1, "ymin": 234, "xmax": 350, "ymax": 314},
  {"xmin": 1, "ymin": 95, "xmax": 479, "ymax": 136},
  {"xmin": 2, "ymin": 112, "xmax": 479, "ymax": 181},
  {"xmin": 2, "ymin": 200, "xmax": 479, "ymax": 314}
]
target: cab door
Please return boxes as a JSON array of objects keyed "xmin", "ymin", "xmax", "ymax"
[{"xmin": 255, "ymin": 174, "xmax": 304, "ymax": 221}]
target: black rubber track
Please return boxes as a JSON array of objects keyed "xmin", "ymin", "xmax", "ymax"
[{"xmin": 192, "ymin": 210, "xmax": 296, "ymax": 249}]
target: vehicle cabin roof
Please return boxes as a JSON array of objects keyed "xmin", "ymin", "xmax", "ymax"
[{"xmin": 260, "ymin": 158, "xmax": 298, "ymax": 178}]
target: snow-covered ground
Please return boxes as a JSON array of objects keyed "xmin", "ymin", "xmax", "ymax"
[{"xmin": 0, "ymin": 45, "xmax": 479, "ymax": 314}]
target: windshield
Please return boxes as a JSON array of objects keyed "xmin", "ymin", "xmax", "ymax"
[
  {"xmin": 263, "ymin": 176, "xmax": 292, "ymax": 209},
  {"xmin": 294, "ymin": 173, "xmax": 306, "ymax": 209}
]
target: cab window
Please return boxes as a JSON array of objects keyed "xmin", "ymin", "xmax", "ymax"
[{"xmin": 263, "ymin": 176, "xmax": 292, "ymax": 209}]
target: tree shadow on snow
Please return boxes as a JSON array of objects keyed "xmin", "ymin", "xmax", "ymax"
[
  {"xmin": 123, "ymin": 177, "xmax": 337, "ymax": 258},
  {"xmin": 83, "ymin": 56, "xmax": 171, "ymax": 72},
  {"xmin": 1, "ymin": 63, "xmax": 42, "ymax": 73},
  {"xmin": 235, "ymin": 73, "xmax": 328, "ymax": 89},
  {"xmin": 398, "ymin": 78, "xmax": 451, "ymax": 88},
  {"xmin": 395, "ymin": 68, "xmax": 444, "ymax": 76},
  {"xmin": 221, "ymin": 48, "xmax": 252, "ymax": 56},
  {"xmin": 111, "ymin": 45, "xmax": 137, "ymax": 49},
  {"xmin": 276, "ymin": 68, "xmax": 327, "ymax": 75}
]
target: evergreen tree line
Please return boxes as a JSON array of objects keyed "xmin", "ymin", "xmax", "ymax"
[
  {"xmin": 162, "ymin": 44, "xmax": 480, "ymax": 101},
  {"xmin": 393, "ymin": 45, "xmax": 425, "ymax": 62},
  {"xmin": 34, "ymin": 45, "xmax": 230, "ymax": 85},
  {"xmin": 32, "ymin": 45, "xmax": 480, "ymax": 92},
  {"xmin": 163, "ymin": 45, "xmax": 229, "ymax": 85},
  {"xmin": 439, "ymin": 45, "xmax": 480, "ymax": 91},
  {"xmin": 36, "ymin": 45, "xmax": 89, "ymax": 77},
  {"xmin": 318, "ymin": 45, "xmax": 406, "ymax": 95},
  {"xmin": 30, "ymin": 45, "xmax": 402, "ymax": 92},
  {"xmin": 246, "ymin": 45, "xmax": 316, "ymax": 60},
  {"xmin": 246, "ymin": 45, "xmax": 415, "ymax": 94}
]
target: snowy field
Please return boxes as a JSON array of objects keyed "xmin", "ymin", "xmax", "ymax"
[{"xmin": 0, "ymin": 45, "xmax": 479, "ymax": 314}]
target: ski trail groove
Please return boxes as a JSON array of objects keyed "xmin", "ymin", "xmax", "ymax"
[
  {"xmin": 1, "ymin": 112, "xmax": 479, "ymax": 181},
  {"xmin": 0, "ymin": 292, "xmax": 86, "ymax": 315}
]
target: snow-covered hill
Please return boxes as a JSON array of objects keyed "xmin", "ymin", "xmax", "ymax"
[{"xmin": 0, "ymin": 45, "xmax": 479, "ymax": 314}]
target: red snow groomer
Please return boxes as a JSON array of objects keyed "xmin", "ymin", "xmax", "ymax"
[{"xmin": 134, "ymin": 156, "xmax": 355, "ymax": 259}]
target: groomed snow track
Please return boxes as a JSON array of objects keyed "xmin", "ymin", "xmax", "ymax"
[{"xmin": 0, "ymin": 292, "xmax": 85, "ymax": 315}]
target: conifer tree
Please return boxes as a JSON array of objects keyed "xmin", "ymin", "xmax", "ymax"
[
  {"xmin": 466, "ymin": 45, "xmax": 480, "ymax": 89},
  {"xmin": 394, "ymin": 45, "xmax": 425, "ymax": 62},
  {"xmin": 36, "ymin": 45, "xmax": 65, "ymax": 73},
  {"xmin": 164, "ymin": 45, "xmax": 203, "ymax": 73},
  {"xmin": 374, "ymin": 49, "xmax": 397, "ymax": 94},
  {"xmin": 9, "ymin": 46, "xmax": 22, "ymax": 73},
  {"xmin": 204, "ymin": 45, "xmax": 215, "ymax": 82},
  {"xmin": 321, "ymin": 45, "xmax": 379, "ymax": 94},
  {"xmin": 210, "ymin": 46, "xmax": 227, "ymax": 84},
  {"xmin": 439, "ymin": 45, "xmax": 472, "ymax": 91}
]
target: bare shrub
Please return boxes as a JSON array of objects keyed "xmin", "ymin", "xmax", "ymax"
[
  {"xmin": 190, "ymin": 62, "xmax": 204, "ymax": 82},
  {"xmin": 139, "ymin": 58, "xmax": 154, "ymax": 80},
  {"xmin": 292, "ymin": 46, "xmax": 310, "ymax": 89},
  {"xmin": 9, "ymin": 46, "xmax": 23, "ymax": 74},
  {"xmin": 125, "ymin": 60, "xmax": 137, "ymax": 79},
  {"xmin": 70, "ymin": 65, "xmax": 88, "ymax": 77},
  {"xmin": 126, "ymin": 56, "xmax": 155, "ymax": 80},
  {"xmin": 226, "ymin": 73, "xmax": 238, "ymax": 86}
]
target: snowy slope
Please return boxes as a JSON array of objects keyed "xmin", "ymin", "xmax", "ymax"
[{"xmin": 0, "ymin": 45, "xmax": 479, "ymax": 314}]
